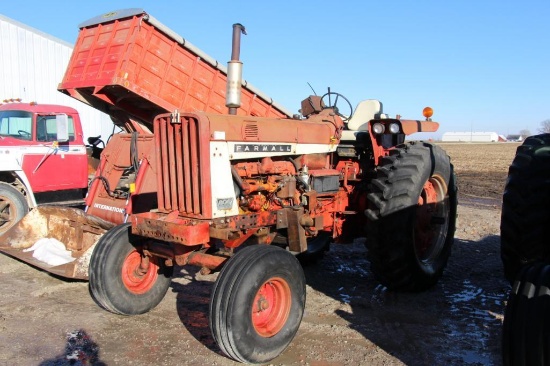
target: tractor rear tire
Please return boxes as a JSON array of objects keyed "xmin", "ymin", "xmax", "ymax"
[
  {"xmin": 89, "ymin": 223, "xmax": 173, "ymax": 315},
  {"xmin": 0, "ymin": 182, "xmax": 28, "ymax": 235},
  {"xmin": 502, "ymin": 262, "xmax": 550, "ymax": 365},
  {"xmin": 209, "ymin": 245, "xmax": 305, "ymax": 364},
  {"xmin": 501, "ymin": 134, "xmax": 550, "ymax": 283},
  {"xmin": 365, "ymin": 142, "xmax": 457, "ymax": 291}
]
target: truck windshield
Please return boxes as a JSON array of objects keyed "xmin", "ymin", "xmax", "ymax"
[{"xmin": 0, "ymin": 110, "xmax": 32, "ymax": 140}]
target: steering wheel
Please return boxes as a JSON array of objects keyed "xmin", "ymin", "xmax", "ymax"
[
  {"xmin": 18, "ymin": 130, "xmax": 31, "ymax": 138},
  {"xmin": 320, "ymin": 92, "xmax": 353, "ymax": 122}
]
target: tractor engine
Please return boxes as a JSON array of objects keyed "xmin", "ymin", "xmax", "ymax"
[
  {"xmin": 131, "ymin": 107, "xmax": 348, "ymax": 250},
  {"xmin": 233, "ymin": 157, "xmax": 300, "ymax": 211},
  {"xmin": 232, "ymin": 153, "xmax": 345, "ymax": 234},
  {"xmin": 233, "ymin": 153, "xmax": 334, "ymax": 208}
]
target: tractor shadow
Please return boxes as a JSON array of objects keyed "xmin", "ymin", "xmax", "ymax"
[
  {"xmin": 301, "ymin": 234, "xmax": 510, "ymax": 365},
  {"xmin": 169, "ymin": 266, "xmax": 223, "ymax": 356},
  {"xmin": 165, "ymin": 234, "xmax": 510, "ymax": 365}
]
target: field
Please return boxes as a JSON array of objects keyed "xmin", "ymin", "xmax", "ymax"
[
  {"xmin": 0, "ymin": 142, "xmax": 517, "ymax": 365},
  {"xmin": 437, "ymin": 142, "xmax": 520, "ymax": 202}
]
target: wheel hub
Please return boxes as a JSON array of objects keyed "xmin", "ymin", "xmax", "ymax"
[
  {"xmin": 252, "ymin": 277, "xmax": 291, "ymax": 337},
  {"xmin": 121, "ymin": 250, "xmax": 159, "ymax": 295},
  {"xmin": 415, "ymin": 176, "xmax": 449, "ymax": 262},
  {"xmin": 0, "ymin": 198, "xmax": 15, "ymax": 228}
]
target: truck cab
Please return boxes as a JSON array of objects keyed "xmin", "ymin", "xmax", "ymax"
[{"xmin": 0, "ymin": 101, "xmax": 88, "ymax": 233}]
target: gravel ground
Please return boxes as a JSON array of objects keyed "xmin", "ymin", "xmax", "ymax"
[
  {"xmin": 0, "ymin": 202, "xmax": 508, "ymax": 366},
  {"xmin": 0, "ymin": 142, "xmax": 515, "ymax": 366}
]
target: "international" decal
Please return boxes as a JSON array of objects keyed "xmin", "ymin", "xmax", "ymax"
[
  {"xmin": 234, "ymin": 144, "xmax": 292, "ymax": 153},
  {"xmin": 93, "ymin": 203, "xmax": 125, "ymax": 214}
]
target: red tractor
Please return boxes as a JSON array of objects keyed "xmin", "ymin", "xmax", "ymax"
[
  {"xmin": 87, "ymin": 91, "xmax": 457, "ymax": 363},
  {"xmin": 0, "ymin": 9, "xmax": 458, "ymax": 364}
]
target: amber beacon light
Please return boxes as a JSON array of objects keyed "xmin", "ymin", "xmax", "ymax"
[{"xmin": 423, "ymin": 107, "xmax": 434, "ymax": 120}]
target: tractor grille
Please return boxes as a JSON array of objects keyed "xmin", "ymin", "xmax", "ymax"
[{"xmin": 155, "ymin": 115, "xmax": 206, "ymax": 217}]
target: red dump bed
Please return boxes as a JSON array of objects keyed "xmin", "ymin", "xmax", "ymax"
[{"xmin": 58, "ymin": 8, "xmax": 291, "ymax": 128}]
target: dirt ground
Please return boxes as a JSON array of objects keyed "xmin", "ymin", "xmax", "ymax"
[{"xmin": 0, "ymin": 142, "xmax": 519, "ymax": 366}]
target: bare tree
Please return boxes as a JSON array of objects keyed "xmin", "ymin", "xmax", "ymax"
[
  {"xmin": 520, "ymin": 129, "xmax": 531, "ymax": 139},
  {"xmin": 539, "ymin": 119, "xmax": 550, "ymax": 133}
]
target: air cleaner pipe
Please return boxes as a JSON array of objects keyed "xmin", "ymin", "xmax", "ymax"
[{"xmin": 226, "ymin": 23, "xmax": 247, "ymax": 115}]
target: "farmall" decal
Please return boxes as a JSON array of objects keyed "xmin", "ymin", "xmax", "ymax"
[{"xmin": 234, "ymin": 144, "xmax": 292, "ymax": 153}]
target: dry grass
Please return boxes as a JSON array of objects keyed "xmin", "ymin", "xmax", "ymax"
[
  {"xmin": 435, "ymin": 142, "xmax": 520, "ymax": 200},
  {"xmin": 436, "ymin": 142, "xmax": 519, "ymax": 174}
]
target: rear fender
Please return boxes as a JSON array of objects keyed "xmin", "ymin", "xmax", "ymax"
[
  {"xmin": 400, "ymin": 119, "xmax": 439, "ymax": 135},
  {"xmin": 368, "ymin": 119, "xmax": 440, "ymax": 165}
]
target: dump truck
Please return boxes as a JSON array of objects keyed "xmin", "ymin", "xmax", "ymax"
[
  {"xmin": 500, "ymin": 134, "xmax": 550, "ymax": 365},
  {"xmin": 0, "ymin": 9, "xmax": 458, "ymax": 364}
]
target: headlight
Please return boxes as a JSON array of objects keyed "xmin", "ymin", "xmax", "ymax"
[
  {"xmin": 389, "ymin": 123, "xmax": 400, "ymax": 134},
  {"xmin": 372, "ymin": 123, "xmax": 385, "ymax": 134}
]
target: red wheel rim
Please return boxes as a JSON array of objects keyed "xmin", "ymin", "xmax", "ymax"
[
  {"xmin": 415, "ymin": 175, "xmax": 449, "ymax": 262},
  {"xmin": 251, "ymin": 277, "xmax": 291, "ymax": 337},
  {"xmin": 121, "ymin": 250, "xmax": 159, "ymax": 294}
]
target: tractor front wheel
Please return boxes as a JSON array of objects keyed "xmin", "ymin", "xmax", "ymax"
[
  {"xmin": 89, "ymin": 223, "xmax": 173, "ymax": 315},
  {"xmin": 209, "ymin": 245, "xmax": 305, "ymax": 364}
]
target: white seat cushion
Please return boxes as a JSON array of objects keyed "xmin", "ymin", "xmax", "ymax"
[
  {"xmin": 340, "ymin": 130, "xmax": 361, "ymax": 141},
  {"xmin": 346, "ymin": 99, "xmax": 383, "ymax": 131}
]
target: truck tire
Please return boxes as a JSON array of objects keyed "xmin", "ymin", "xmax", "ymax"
[
  {"xmin": 501, "ymin": 134, "xmax": 550, "ymax": 283},
  {"xmin": 502, "ymin": 262, "xmax": 550, "ymax": 365},
  {"xmin": 89, "ymin": 223, "xmax": 173, "ymax": 315},
  {"xmin": 365, "ymin": 142, "xmax": 457, "ymax": 291},
  {"xmin": 273, "ymin": 231, "xmax": 331, "ymax": 265},
  {"xmin": 209, "ymin": 245, "xmax": 305, "ymax": 364},
  {"xmin": 0, "ymin": 182, "xmax": 28, "ymax": 235}
]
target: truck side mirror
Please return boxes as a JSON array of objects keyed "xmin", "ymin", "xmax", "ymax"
[{"xmin": 56, "ymin": 114, "xmax": 69, "ymax": 142}]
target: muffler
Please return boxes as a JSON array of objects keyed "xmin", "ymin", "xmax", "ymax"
[{"xmin": 226, "ymin": 23, "xmax": 246, "ymax": 115}]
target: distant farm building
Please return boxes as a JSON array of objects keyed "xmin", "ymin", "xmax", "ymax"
[
  {"xmin": 506, "ymin": 134, "xmax": 524, "ymax": 142},
  {"xmin": 441, "ymin": 132, "xmax": 499, "ymax": 142}
]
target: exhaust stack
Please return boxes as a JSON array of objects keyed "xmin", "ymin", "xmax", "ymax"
[{"xmin": 226, "ymin": 23, "xmax": 246, "ymax": 115}]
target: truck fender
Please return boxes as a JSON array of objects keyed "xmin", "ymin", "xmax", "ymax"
[{"xmin": 0, "ymin": 166, "xmax": 37, "ymax": 208}]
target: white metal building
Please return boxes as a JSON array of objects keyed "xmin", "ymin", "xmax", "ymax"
[
  {"xmin": 441, "ymin": 131, "xmax": 500, "ymax": 142},
  {"xmin": 0, "ymin": 14, "xmax": 117, "ymax": 143}
]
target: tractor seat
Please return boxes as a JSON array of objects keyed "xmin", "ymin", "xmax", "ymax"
[{"xmin": 340, "ymin": 99, "xmax": 385, "ymax": 141}]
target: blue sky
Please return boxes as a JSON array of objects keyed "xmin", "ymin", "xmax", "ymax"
[{"xmin": 1, "ymin": 1, "xmax": 548, "ymax": 139}]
